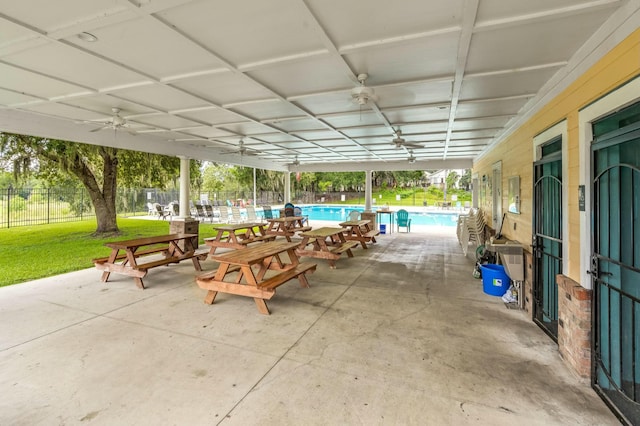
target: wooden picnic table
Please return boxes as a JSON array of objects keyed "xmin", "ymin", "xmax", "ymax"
[
  {"xmin": 93, "ymin": 233, "xmax": 208, "ymax": 289},
  {"xmin": 204, "ymin": 222, "xmax": 275, "ymax": 255},
  {"xmin": 296, "ymin": 227, "xmax": 358, "ymax": 269},
  {"xmin": 339, "ymin": 219, "xmax": 380, "ymax": 249},
  {"xmin": 265, "ymin": 216, "xmax": 312, "ymax": 241},
  {"xmin": 196, "ymin": 241, "xmax": 317, "ymax": 315}
]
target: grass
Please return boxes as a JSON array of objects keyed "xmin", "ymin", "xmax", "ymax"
[{"xmin": 0, "ymin": 217, "xmax": 222, "ymax": 287}]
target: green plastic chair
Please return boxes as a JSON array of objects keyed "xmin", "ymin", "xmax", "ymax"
[{"xmin": 396, "ymin": 209, "xmax": 411, "ymax": 232}]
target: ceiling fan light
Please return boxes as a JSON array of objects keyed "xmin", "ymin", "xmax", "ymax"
[{"xmin": 77, "ymin": 32, "xmax": 98, "ymax": 42}]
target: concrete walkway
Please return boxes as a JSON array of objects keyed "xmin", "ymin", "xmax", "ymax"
[{"xmin": 0, "ymin": 226, "xmax": 617, "ymax": 425}]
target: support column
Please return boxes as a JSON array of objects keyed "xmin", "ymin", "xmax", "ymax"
[
  {"xmin": 171, "ymin": 156, "xmax": 198, "ymax": 249},
  {"xmin": 253, "ymin": 167, "xmax": 257, "ymax": 205},
  {"xmin": 179, "ymin": 156, "xmax": 190, "ymax": 218},
  {"xmin": 361, "ymin": 170, "xmax": 377, "ymax": 230},
  {"xmin": 284, "ymin": 171, "xmax": 291, "ymax": 204},
  {"xmin": 364, "ymin": 170, "xmax": 372, "ymax": 212}
]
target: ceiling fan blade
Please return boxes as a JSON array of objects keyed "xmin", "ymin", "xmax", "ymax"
[
  {"xmin": 404, "ymin": 142, "xmax": 423, "ymax": 149},
  {"xmin": 90, "ymin": 124, "xmax": 110, "ymax": 132}
]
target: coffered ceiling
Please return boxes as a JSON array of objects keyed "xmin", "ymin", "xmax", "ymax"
[{"xmin": 0, "ymin": 0, "xmax": 637, "ymax": 171}]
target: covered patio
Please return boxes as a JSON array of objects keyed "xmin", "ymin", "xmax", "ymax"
[{"xmin": 0, "ymin": 226, "xmax": 617, "ymax": 425}]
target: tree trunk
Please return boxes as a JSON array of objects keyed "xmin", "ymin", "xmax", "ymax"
[{"xmin": 67, "ymin": 147, "xmax": 120, "ymax": 235}]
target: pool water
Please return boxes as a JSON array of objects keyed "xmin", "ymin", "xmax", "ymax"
[{"xmin": 298, "ymin": 205, "xmax": 459, "ymax": 227}]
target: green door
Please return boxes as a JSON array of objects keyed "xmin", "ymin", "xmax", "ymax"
[
  {"xmin": 533, "ymin": 138, "xmax": 562, "ymax": 340},
  {"xmin": 592, "ymin": 106, "xmax": 640, "ymax": 424}
]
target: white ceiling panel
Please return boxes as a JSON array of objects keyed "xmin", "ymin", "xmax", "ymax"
[
  {"xmin": 157, "ymin": 0, "xmax": 326, "ymax": 67},
  {"xmin": 0, "ymin": 62, "xmax": 86, "ymax": 99},
  {"xmin": 460, "ymin": 68, "xmax": 559, "ymax": 100},
  {"xmin": 456, "ymin": 98, "xmax": 529, "ymax": 119},
  {"xmin": 467, "ymin": 10, "xmax": 617, "ymax": 73},
  {"xmin": 229, "ymin": 99, "xmax": 307, "ymax": 121},
  {"xmin": 306, "ymin": 0, "xmax": 465, "ymax": 47},
  {"xmin": 3, "ymin": 42, "xmax": 146, "ymax": 90},
  {"xmin": 177, "ymin": 108, "xmax": 245, "ymax": 126},
  {"xmin": 343, "ymin": 34, "xmax": 459, "ymax": 85},
  {"xmin": 115, "ymin": 83, "xmax": 209, "ymax": 112},
  {"xmin": 170, "ymin": 72, "xmax": 275, "ymax": 106},
  {"xmin": 0, "ymin": 0, "xmax": 130, "ymax": 33},
  {"xmin": 0, "ymin": 0, "xmax": 633, "ymax": 170},
  {"xmin": 64, "ymin": 17, "xmax": 226, "ymax": 80},
  {"xmin": 0, "ymin": 88, "xmax": 40, "ymax": 106},
  {"xmin": 246, "ymin": 55, "xmax": 353, "ymax": 97}
]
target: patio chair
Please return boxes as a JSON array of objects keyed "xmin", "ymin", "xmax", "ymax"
[
  {"xmin": 147, "ymin": 202, "xmax": 155, "ymax": 216},
  {"xmin": 230, "ymin": 206, "xmax": 243, "ymax": 223},
  {"xmin": 262, "ymin": 205, "xmax": 274, "ymax": 219},
  {"xmin": 294, "ymin": 206, "xmax": 309, "ymax": 225},
  {"xmin": 194, "ymin": 204, "xmax": 207, "ymax": 221},
  {"xmin": 396, "ymin": 209, "xmax": 411, "ymax": 232},
  {"xmin": 246, "ymin": 205, "xmax": 259, "ymax": 222},
  {"xmin": 284, "ymin": 202, "xmax": 295, "ymax": 217},
  {"xmin": 169, "ymin": 202, "xmax": 179, "ymax": 217},
  {"xmin": 204, "ymin": 204, "xmax": 218, "ymax": 223},
  {"xmin": 348, "ymin": 210, "xmax": 360, "ymax": 221},
  {"xmin": 155, "ymin": 203, "xmax": 170, "ymax": 220},
  {"xmin": 218, "ymin": 206, "xmax": 230, "ymax": 223}
]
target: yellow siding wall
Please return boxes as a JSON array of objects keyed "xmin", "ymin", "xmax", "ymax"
[{"xmin": 473, "ymin": 29, "xmax": 640, "ymax": 283}]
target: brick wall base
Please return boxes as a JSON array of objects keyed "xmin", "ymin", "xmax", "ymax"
[{"xmin": 557, "ymin": 274, "xmax": 592, "ymax": 378}]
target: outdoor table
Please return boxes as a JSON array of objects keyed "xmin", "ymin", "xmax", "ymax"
[
  {"xmin": 296, "ymin": 227, "xmax": 358, "ymax": 269},
  {"xmin": 265, "ymin": 216, "xmax": 312, "ymax": 241},
  {"xmin": 339, "ymin": 219, "xmax": 380, "ymax": 249},
  {"xmin": 196, "ymin": 241, "xmax": 317, "ymax": 315},
  {"xmin": 204, "ymin": 222, "xmax": 274, "ymax": 255},
  {"xmin": 375, "ymin": 210, "xmax": 395, "ymax": 234},
  {"xmin": 93, "ymin": 233, "xmax": 208, "ymax": 289}
]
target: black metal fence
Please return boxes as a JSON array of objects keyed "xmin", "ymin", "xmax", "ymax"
[
  {"xmin": 0, "ymin": 185, "xmax": 449, "ymax": 228},
  {"xmin": 1, "ymin": 187, "xmax": 370, "ymax": 228}
]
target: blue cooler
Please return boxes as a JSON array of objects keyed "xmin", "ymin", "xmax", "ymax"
[
  {"xmin": 380, "ymin": 224, "xmax": 386, "ymax": 234},
  {"xmin": 480, "ymin": 264, "xmax": 510, "ymax": 296}
]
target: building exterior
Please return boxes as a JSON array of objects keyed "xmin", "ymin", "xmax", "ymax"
[{"xmin": 472, "ymin": 28, "xmax": 640, "ymax": 423}]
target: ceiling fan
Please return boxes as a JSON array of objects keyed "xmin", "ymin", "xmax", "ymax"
[
  {"xmin": 221, "ymin": 139, "xmax": 259, "ymax": 156},
  {"xmin": 407, "ymin": 149, "xmax": 417, "ymax": 164},
  {"xmin": 351, "ymin": 73, "xmax": 377, "ymax": 105},
  {"xmin": 89, "ymin": 107, "xmax": 132, "ymax": 133},
  {"xmin": 392, "ymin": 129, "xmax": 422, "ymax": 149},
  {"xmin": 288, "ymin": 155, "xmax": 301, "ymax": 167}
]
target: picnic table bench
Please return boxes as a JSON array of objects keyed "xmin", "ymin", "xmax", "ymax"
[
  {"xmin": 93, "ymin": 233, "xmax": 208, "ymax": 289},
  {"xmin": 204, "ymin": 222, "xmax": 275, "ymax": 255},
  {"xmin": 296, "ymin": 227, "xmax": 358, "ymax": 269},
  {"xmin": 339, "ymin": 219, "xmax": 380, "ymax": 249},
  {"xmin": 196, "ymin": 241, "xmax": 316, "ymax": 315},
  {"xmin": 265, "ymin": 216, "xmax": 311, "ymax": 242}
]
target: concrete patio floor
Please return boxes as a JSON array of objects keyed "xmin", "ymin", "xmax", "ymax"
[{"xmin": 0, "ymin": 225, "xmax": 618, "ymax": 425}]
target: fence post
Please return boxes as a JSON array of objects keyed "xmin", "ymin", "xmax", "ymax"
[
  {"xmin": 80, "ymin": 189, "xmax": 83, "ymax": 220},
  {"xmin": 47, "ymin": 188, "xmax": 51, "ymax": 224},
  {"xmin": 6, "ymin": 187, "xmax": 10, "ymax": 228}
]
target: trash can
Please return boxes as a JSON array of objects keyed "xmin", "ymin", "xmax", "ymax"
[
  {"xmin": 380, "ymin": 224, "xmax": 386, "ymax": 234},
  {"xmin": 479, "ymin": 264, "xmax": 510, "ymax": 296}
]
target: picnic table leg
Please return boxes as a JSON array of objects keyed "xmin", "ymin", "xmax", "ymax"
[
  {"xmin": 242, "ymin": 265, "xmax": 271, "ymax": 315},
  {"xmin": 204, "ymin": 290, "xmax": 218, "ymax": 305},
  {"xmin": 134, "ymin": 277, "xmax": 145, "ymax": 289},
  {"xmin": 254, "ymin": 299, "xmax": 270, "ymax": 315}
]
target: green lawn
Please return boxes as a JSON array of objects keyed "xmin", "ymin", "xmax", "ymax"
[{"xmin": 0, "ymin": 217, "xmax": 221, "ymax": 287}]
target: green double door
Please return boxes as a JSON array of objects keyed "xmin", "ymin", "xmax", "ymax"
[{"xmin": 591, "ymin": 106, "xmax": 640, "ymax": 424}]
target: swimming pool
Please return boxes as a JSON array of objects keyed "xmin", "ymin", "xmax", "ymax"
[{"xmin": 298, "ymin": 205, "xmax": 459, "ymax": 227}]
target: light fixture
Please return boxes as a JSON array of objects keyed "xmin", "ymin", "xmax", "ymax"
[{"xmin": 77, "ymin": 32, "xmax": 98, "ymax": 42}]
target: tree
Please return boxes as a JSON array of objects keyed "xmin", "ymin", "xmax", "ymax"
[
  {"xmin": 446, "ymin": 171, "xmax": 459, "ymax": 191},
  {"xmin": 0, "ymin": 133, "xmax": 194, "ymax": 235},
  {"xmin": 459, "ymin": 169, "xmax": 472, "ymax": 191}
]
